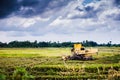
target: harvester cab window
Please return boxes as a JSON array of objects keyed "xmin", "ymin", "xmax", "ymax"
[{"xmin": 81, "ymin": 48, "xmax": 85, "ymax": 50}]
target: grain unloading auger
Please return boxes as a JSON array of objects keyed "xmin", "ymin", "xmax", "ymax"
[{"xmin": 62, "ymin": 44, "xmax": 98, "ymax": 61}]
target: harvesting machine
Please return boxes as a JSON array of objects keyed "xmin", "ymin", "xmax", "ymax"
[{"xmin": 62, "ymin": 44, "xmax": 98, "ymax": 60}]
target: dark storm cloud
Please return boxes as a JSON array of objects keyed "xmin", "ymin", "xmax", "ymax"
[
  {"xmin": 71, "ymin": 5, "xmax": 97, "ymax": 19},
  {"xmin": 0, "ymin": 0, "xmax": 19, "ymax": 18},
  {"xmin": 0, "ymin": 0, "xmax": 71, "ymax": 19},
  {"xmin": 17, "ymin": 0, "xmax": 52, "ymax": 17},
  {"xmin": 114, "ymin": 0, "xmax": 120, "ymax": 6}
]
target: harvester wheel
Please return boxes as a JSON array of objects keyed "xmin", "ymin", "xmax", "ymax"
[{"xmin": 83, "ymin": 56, "xmax": 93, "ymax": 60}]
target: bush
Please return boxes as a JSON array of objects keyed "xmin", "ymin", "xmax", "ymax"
[
  {"xmin": 12, "ymin": 67, "xmax": 35, "ymax": 80},
  {"xmin": 0, "ymin": 69, "xmax": 6, "ymax": 80},
  {"xmin": 0, "ymin": 74, "xmax": 6, "ymax": 80}
]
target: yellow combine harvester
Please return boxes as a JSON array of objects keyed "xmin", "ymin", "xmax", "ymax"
[{"xmin": 62, "ymin": 44, "xmax": 98, "ymax": 60}]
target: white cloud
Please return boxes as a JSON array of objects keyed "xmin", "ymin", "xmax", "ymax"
[
  {"xmin": 1, "ymin": 16, "xmax": 50, "ymax": 28},
  {"xmin": 49, "ymin": 16, "xmax": 71, "ymax": 27}
]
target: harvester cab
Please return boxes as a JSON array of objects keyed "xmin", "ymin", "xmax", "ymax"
[{"xmin": 71, "ymin": 44, "xmax": 86, "ymax": 55}]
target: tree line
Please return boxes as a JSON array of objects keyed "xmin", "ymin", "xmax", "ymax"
[{"xmin": 0, "ymin": 40, "xmax": 120, "ymax": 48}]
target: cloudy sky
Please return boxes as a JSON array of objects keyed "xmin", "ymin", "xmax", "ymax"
[{"xmin": 0, "ymin": 0, "xmax": 120, "ymax": 43}]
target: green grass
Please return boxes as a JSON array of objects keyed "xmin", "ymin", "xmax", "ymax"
[
  {"xmin": 0, "ymin": 47, "xmax": 120, "ymax": 79},
  {"xmin": 0, "ymin": 48, "xmax": 71, "ymax": 57}
]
